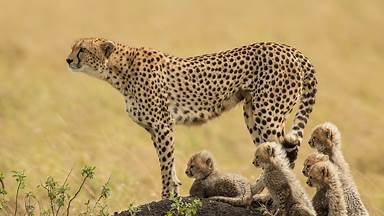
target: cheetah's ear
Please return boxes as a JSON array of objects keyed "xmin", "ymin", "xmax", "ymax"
[
  {"xmin": 206, "ymin": 158, "xmax": 214, "ymax": 170},
  {"xmin": 100, "ymin": 41, "xmax": 116, "ymax": 59},
  {"xmin": 266, "ymin": 145, "xmax": 275, "ymax": 157}
]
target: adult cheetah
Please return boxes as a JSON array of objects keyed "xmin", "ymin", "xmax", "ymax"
[{"xmin": 66, "ymin": 38, "xmax": 317, "ymax": 198}]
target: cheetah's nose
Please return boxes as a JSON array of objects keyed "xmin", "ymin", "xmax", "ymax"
[{"xmin": 66, "ymin": 58, "xmax": 73, "ymax": 64}]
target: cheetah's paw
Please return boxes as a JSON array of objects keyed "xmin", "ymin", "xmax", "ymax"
[{"xmin": 283, "ymin": 133, "xmax": 301, "ymax": 147}]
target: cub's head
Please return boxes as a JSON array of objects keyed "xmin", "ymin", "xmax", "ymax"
[
  {"xmin": 185, "ymin": 151, "xmax": 215, "ymax": 180},
  {"xmin": 308, "ymin": 122, "xmax": 341, "ymax": 154},
  {"xmin": 66, "ymin": 38, "xmax": 116, "ymax": 79},
  {"xmin": 306, "ymin": 161, "xmax": 333, "ymax": 187},
  {"xmin": 302, "ymin": 153, "xmax": 329, "ymax": 177},
  {"xmin": 253, "ymin": 142, "xmax": 285, "ymax": 168}
]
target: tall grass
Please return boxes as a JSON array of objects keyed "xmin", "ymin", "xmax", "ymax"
[{"xmin": 0, "ymin": 0, "xmax": 383, "ymax": 214}]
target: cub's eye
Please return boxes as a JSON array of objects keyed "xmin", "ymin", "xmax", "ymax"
[
  {"xmin": 309, "ymin": 176, "xmax": 312, "ymax": 179},
  {"xmin": 190, "ymin": 165, "xmax": 194, "ymax": 169}
]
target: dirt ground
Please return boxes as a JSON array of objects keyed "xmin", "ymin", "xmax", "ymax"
[{"xmin": 115, "ymin": 197, "xmax": 268, "ymax": 216}]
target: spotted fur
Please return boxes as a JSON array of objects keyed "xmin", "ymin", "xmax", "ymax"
[{"xmin": 66, "ymin": 38, "xmax": 318, "ymax": 198}]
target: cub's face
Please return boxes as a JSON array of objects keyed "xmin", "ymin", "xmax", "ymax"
[
  {"xmin": 253, "ymin": 142, "xmax": 275, "ymax": 168},
  {"xmin": 302, "ymin": 153, "xmax": 329, "ymax": 177},
  {"xmin": 185, "ymin": 151, "xmax": 214, "ymax": 180},
  {"xmin": 66, "ymin": 38, "xmax": 115, "ymax": 79},
  {"xmin": 306, "ymin": 162, "xmax": 330, "ymax": 187},
  {"xmin": 308, "ymin": 127, "xmax": 334, "ymax": 153}
]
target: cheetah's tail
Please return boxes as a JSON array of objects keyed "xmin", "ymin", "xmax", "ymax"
[{"xmin": 283, "ymin": 55, "xmax": 318, "ymax": 164}]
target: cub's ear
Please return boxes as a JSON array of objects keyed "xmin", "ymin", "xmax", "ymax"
[
  {"xmin": 100, "ymin": 41, "xmax": 115, "ymax": 58},
  {"xmin": 323, "ymin": 155, "xmax": 329, "ymax": 161},
  {"xmin": 321, "ymin": 166, "xmax": 329, "ymax": 178},
  {"xmin": 266, "ymin": 145, "xmax": 275, "ymax": 157},
  {"xmin": 206, "ymin": 158, "xmax": 214, "ymax": 170},
  {"xmin": 325, "ymin": 128, "xmax": 333, "ymax": 140}
]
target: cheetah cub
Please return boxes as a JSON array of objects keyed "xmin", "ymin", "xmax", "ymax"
[
  {"xmin": 306, "ymin": 161, "xmax": 348, "ymax": 216},
  {"xmin": 185, "ymin": 151, "xmax": 252, "ymax": 206},
  {"xmin": 309, "ymin": 122, "xmax": 369, "ymax": 215},
  {"xmin": 302, "ymin": 152, "xmax": 329, "ymax": 177},
  {"xmin": 253, "ymin": 142, "xmax": 316, "ymax": 216},
  {"xmin": 302, "ymin": 153, "xmax": 331, "ymax": 216}
]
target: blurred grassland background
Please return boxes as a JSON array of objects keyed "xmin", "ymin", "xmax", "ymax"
[{"xmin": 0, "ymin": 0, "xmax": 384, "ymax": 214}]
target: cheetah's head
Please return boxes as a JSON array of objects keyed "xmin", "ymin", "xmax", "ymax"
[
  {"xmin": 308, "ymin": 122, "xmax": 341, "ymax": 155},
  {"xmin": 306, "ymin": 161, "xmax": 332, "ymax": 188},
  {"xmin": 185, "ymin": 150, "xmax": 215, "ymax": 180},
  {"xmin": 66, "ymin": 37, "xmax": 115, "ymax": 79},
  {"xmin": 302, "ymin": 152, "xmax": 329, "ymax": 177}
]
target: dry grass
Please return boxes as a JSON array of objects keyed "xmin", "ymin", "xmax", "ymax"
[{"xmin": 0, "ymin": 0, "xmax": 383, "ymax": 214}]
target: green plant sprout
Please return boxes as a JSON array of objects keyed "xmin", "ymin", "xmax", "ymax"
[
  {"xmin": 126, "ymin": 203, "xmax": 140, "ymax": 216},
  {"xmin": 66, "ymin": 165, "xmax": 95, "ymax": 216},
  {"xmin": 12, "ymin": 170, "xmax": 26, "ymax": 216},
  {"xmin": 39, "ymin": 173, "xmax": 71, "ymax": 216}
]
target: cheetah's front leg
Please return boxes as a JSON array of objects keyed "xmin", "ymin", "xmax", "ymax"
[{"xmin": 150, "ymin": 124, "xmax": 181, "ymax": 198}]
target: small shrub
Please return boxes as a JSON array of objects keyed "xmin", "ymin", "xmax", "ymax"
[
  {"xmin": 166, "ymin": 193, "xmax": 202, "ymax": 216},
  {"xmin": 65, "ymin": 165, "xmax": 95, "ymax": 216},
  {"xmin": 12, "ymin": 170, "xmax": 26, "ymax": 216},
  {"xmin": 125, "ymin": 203, "xmax": 140, "ymax": 216},
  {"xmin": 0, "ymin": 166, "xmax": 111, "ymax": 216},
  {"xmin": 39, "ymin": 174, "xmax": 70, "ymax": 216},
  {"xmin": 81, "ymin": 176, "xmax": 112, "ymax": 216}
]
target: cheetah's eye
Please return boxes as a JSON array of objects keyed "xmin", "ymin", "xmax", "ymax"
[
  {"xmin": 190, "ymin": 165, "xmax": 194, "ymax": 169},
  {"xmin": 77, "ymin": 47, "xmax": 85, "ymax": 59}
]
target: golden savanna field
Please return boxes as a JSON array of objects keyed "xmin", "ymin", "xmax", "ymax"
[{"xmin": 1, "ymin": 0, "xmax": 384, "ymax": 214}]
